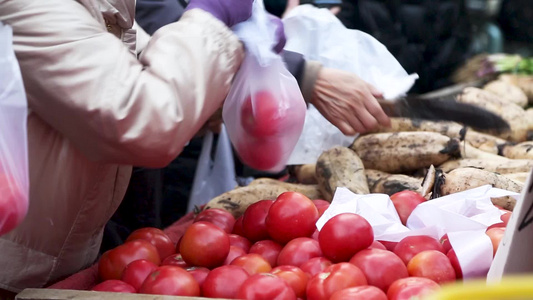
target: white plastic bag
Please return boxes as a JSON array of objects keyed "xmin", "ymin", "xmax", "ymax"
[
  {"xmin": 283, "ymin": 5, "xmax": 419, "ymax": 165},
  {"xmin": 222, "ymin": 0, "xmax": 307, "ymax": 172},
  {"xmin": 0, "ymin": 22, "xmax": 30, "ymax": 235},
  {"xmin": 188, "ymin": 126, "xmax": 238, "ymax": 212}
]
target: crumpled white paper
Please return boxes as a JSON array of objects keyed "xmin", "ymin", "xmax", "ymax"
[
  {"xmin": 283, "ymin": 5, "xmax": 419, "ymax": 165},
  {"xmin": 316, "ymin": 185, "xmax": 520, "ymax": 279}
]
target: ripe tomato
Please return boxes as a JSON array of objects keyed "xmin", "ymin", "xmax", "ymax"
[
  {"xmin": 486, "ymin": 227, "xmax": 506, "ymax": 257},
  {"xmin": 330, "ymin": 286, "xmax": 388, "ymax": 300},
  {"xmin": 311, "ymin": 228, "xmax": 320, "ymax": 240},
  {"xmin": 179, "ymin": 221, "xmax": 230, "ymax": 269},
  {"xmin": 121, "ymin": 259, "xmax": 158, "ymax": 291},
  {"xmin": 306, "ymin": 263, "xmax": 367, "ymax": 300},
  {"xmin": 387, "ymin": 277, "xmax": 440, "ymax": 300},
  {"xmin": 277, "ymin": 237, "xmax": 322, "ymax": 267},
  {"xmin": 447, "ymin": 248, "xmax": 463, "ymax": 279},
  {"xmin": 393, "ymin": 235, "xmax": 445, "ymax": 265},
  {"xmin": 266, "ymin": 192, "xmax": 319, "ymax": 244},
  {"xmin": 161, "ymin": 253, "xmax": 189, "ymax": 268},
  {"xmin": 139, "ymin": 266, "xmax": 200, "ymax": 296},
  {"xmin": 202, "ymin": 265, "xmax": 250, "ymax": 298},
  {"xmin": 439, "ymin": 234, "xmax": 452, "ymax": 253},
  {"xmin": 91, "ymin": 280, "xmax": 136, "ymax": 293},
  {"xmin": 501, "ymin": 212, "xmax": 512, "ymax": 226},
  {"xmin": 237, "ymin": 273, "xmax": 297, "ymax": 300},
  {"xmin": 300, "ymin": 257, "xmax": 333, "ymax": 277},
  {"xmin": 378, "ymin": 240, "xmax": 398, "ymax": 251},
  {"xmin": 231, "ymin": 253, "xmax": 272, "ymax": 275},
  {"xmin": 229, "ymin": 234, "xmax": 252, "ymax": 253},
  {"xmin": 185, "ymin": 267, "xmax": 210, "ymax": 287},
  {"xmin": 390, "ymin": 190, "xmax": 426, "ymax": 225},
  {"xmin": 236, "ymin": 138, "xmax": 283, "ymax": 171},
  {"xmin": 0, "ymin": 173, "xmax": 27, "ymax": 235},
  {"xmin": 318, "ymin": 213, "xmax": 373, "ymax": 262},
  {"xmin": 249, "ymin": 240, "xmax": 283, "ymax": 267},
  {"xmin": 407, "ymin": 250, "xmax": 456, "ymax": 284},
  {"xmin": 126, "ymin": 227, "xmax": 175, "ymax": 261},
  {"xmin": 242, "ymin": 200, "xmax": 274, "ymax": 242},
  {"xmin": 271, "ymin": 265, "xmax": 309, "ymax": 299},
  {"xmin": 349, "ymin": 248, "xmax": 408, "ymax": 292},
  {"xmin": 98, "ymin": 240, "xmax": 161, "ymax": 281},
  {"xmin": 224, "ymin": 245, "xmax": 247, "ymax": 265},
  {"xmin": 312, "ymin": 199, "xmax": 330, "ymax": 217},
  {"xmin": 194, "ymin": 208, "xmax": 236, "ymax": 234},
  {"xmin": 233, "ymin": 216, "xmax": 246, "ymax": 236},
  {"xmin": 241, "ymin": 90, "xmax": 283, "ymax": 137},
  {"xmin": 369, "ymin": 241, "xmax": 386, "ymax": 250}
]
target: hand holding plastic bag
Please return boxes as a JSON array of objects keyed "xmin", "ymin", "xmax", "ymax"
[
  {"xmin": 222, "ymin": 0, "xmax": 307, "ymax": 172},
  {"xmin": 0, "ymin": 22, "xmax": 30, "ymax": 235}
]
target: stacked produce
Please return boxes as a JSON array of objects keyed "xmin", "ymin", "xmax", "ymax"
[{"xmin": 88, "ymin": 77, "xmax": 530, "ymax": 299}]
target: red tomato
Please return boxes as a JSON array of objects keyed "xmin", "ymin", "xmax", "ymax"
[
  {"xmin": 175, "ymin": 235, "xmax": 183, "ymax": 253},
  {"xmin": 306, "ymin": 263, "xmax": 367, "ymax": 300},
  {"xmin": 486, "ymin": 227, "xmax": 506, "ymax": 257},
  {"xmin": 233, "ymin": 216, "xmax": 246, "ymax": 236},
  {"xmin": 277, "ymin": 237, "xmax": 322, "ymax": 267},
  {"xmin": 393, "ymin": 235, "xmax": 445, "ymax": 265},
  {"xmin": 224, "ymin": 245, "xmax": 247, "ymax": 265},
  {"xmin": 139, "ymin": 266, "xmax": 200, "ymax": 296},
  {"xmin": 185, "ymin": 267, "xmax": 210, "ymax": 287},
  {"xmin": 161, "ymin": 253, "xmax": 189, "ymax": 268},
  {"xmin": 194, "ymin": 208, "xmax": 236, "ymax": 234},
  {"xmin": 98, "ymin": 240, "xmax": 161, "ymax": 281},
  {"xmin": 330, "ymin": 286, "xmax": 387, "ymax": 300},
  {"xmin": 439, "ymin": 234, "xmax": 452, "ymax": 253},
  {"xmin": 318, "ymin": 213, "xmax": 373, "ymax": 262},
  {"xmin": 300, "ymin": 257, "xmax": 333, "ymax": 277},
  {"xmin": 202, "ymin": 265, "xmax": 250, "ymax": 298},
  {"xmin": 387, "ymin": 277, "xmax": 440, "ymax": 300},
  {"xmin": 241, "ymin": 90, "xmax": 283, "ymax": 137},
  {"xmin": 229, "ymin": 234, "xmax": 252, "ymax": 253},
  {"xmin": 121, "ymin": 259, "xmax": 158, "ymax": 291},
  {"xmin": 237, "ymin": 273, "xmax": 297, "ymax": 300},
  {"xmin": 271, "ymin": 265, "xmax": 309, "ymax": 299},
  {"xmin": 369, "ymin": 241, "xmax": 386, "ymax": 250},
  {"xmin": 349, "ymin": 248, "xmax": 408, "ymax": 292},
  {"xmin": 407, "ymin": 250, "xmax": 456, "ymax": 284},
  {"xmin": 447, "ymin": 248, "xmax": 463, "ymax": 279},
  {"xmin": 378, "ymin": 240, "xmax": 398, "ymax": 251},
  {"xmin": 231, "ymin": 253, "xmax": 272, "ymax": 275},
  {"xmin": 242, "ymin": 200, "xmax": 274, "ymax": 242},
  {"xmin": 249, "ymin": 240, "xmax": 283, "ymax": 267},
  {"xmin": 91, "ymin": 280, "xmax": 136, "ymax": 293},
  {"xmin": 179, "ymin": 221, "xmax": 230, "ymax": 269},
  {"xmin": 312, "ymin": 199, "xmax": 330, "ymax": 217},
  {"xmin": 390, "ymin": 191, "xmax": 426, "ymax": 225},
  {"xmin": 0, "ymin": 173, "xmax": 27, "ymax": 235},
  {"xmin": 266, "ymin": 192, "xmax": 319, "ymax": 244},
  {"xmin": 236, "ymin": 138, "xmax": 283, "ymax": 170},
  {"xmin": 126, "ymin": 227, "xmax": 175, "ymax": 261}
]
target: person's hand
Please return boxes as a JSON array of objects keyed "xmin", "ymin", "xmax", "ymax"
[
  {"xmin": 186, "ymin": 0, "xmax": 253, "ymax": 27},
  {"xmin": 310, "ymin": 68, "xmax": 391, "ymax": 135},
  {"xmin": 267, "ymin": 14, "xmax": 286, "ymax": 53}
]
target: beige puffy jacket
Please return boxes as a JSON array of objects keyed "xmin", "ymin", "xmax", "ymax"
[{"xmin": 0, "ymin": 0, "xmax": 243, "ymax": 292}]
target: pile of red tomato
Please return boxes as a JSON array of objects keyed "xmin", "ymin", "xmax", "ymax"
[{"xmin": 94, "ymin": 190, "xmax": 512, "ymax": 299}]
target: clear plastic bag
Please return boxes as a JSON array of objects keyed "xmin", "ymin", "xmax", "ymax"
[
  {"xmin": 188, "ymin": 126, "xmax": 238, "ymax": 212},
  {"xmin": 222, "ymin": 0, "xmax": 307, "ymax": 172},
  {"xmin": 0, "ymin": 22, "xmax": 30, "ymax": 235}
]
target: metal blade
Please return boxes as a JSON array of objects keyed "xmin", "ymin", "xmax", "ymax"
[{"xmin": 378, "ymin": 96, "xmax": 511, "ymax": 132}]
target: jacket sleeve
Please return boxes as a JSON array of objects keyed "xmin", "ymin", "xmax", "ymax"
[
  {"xmin": 135, "ymin": 0, "xmax": 185, "ymax": 35},
  {"xmin": 282, "ymin": 50, "xmax": 323, "ymax": 103},
  {"xmin": 0, "ymin": 1, "xmax": 243, "ymax": 168}
]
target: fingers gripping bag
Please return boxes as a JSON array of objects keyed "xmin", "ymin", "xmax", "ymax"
[
  {"xmin": 222, "ymin": 0, "xmax": 307, "ymax": 172},
  {"xmin": 0, "ymin": 22, "xmax": 30, "ymax": 235}
]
